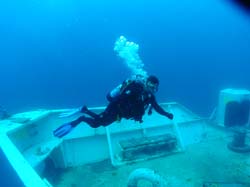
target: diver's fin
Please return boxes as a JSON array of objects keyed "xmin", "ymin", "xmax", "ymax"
[{"xmin": 53, "ymin": 123, "xmax": 73, "ymax": 138}]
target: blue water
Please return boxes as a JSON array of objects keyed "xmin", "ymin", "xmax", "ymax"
[{"xmin": 0, "ymin": 0, "xmax": 249, "ymax": 116}]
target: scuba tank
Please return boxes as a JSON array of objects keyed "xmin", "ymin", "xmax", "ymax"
[
  {"xmin": 106, "ymin": 79, "xmax": 133, "ymax": 102},
  {"xmin": 106, "ymin": 83, "xmax": 123, "ymax": 102},
  {"xmin": 109, "ymin": 84, "xmax": 122, "ymax": 99},
  {"xmin": 106, "ymin": 75, "xmax": 147, "ymax": 102}
]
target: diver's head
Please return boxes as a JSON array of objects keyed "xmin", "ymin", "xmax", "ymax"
[{"xmin": 146, "ymin": 75, "xmax": 159, "ymax": 93}]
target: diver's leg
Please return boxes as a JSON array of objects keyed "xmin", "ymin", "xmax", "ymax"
[
  {"xmin": 81, "ymin": 106, "xmax": 99, "ymax": 118},
  {"xmin": 73, "ymin": 103, "xmax": 119, "ymax": 128},
  {"xmin": 70, "ymin": 115, "xmax": 101, "ymax": 128},
  {"xmin": 72, "ymin": 109, "xmax": 117, "ymax": 128},
  {"xmin": 97, "ymin": 104, "xmax": 119, "ymax": 127}
]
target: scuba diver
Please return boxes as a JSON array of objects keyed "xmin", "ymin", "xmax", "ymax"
[{"xmin": 53, "ymin": 75, "xmax": 174, "ymax": 138}]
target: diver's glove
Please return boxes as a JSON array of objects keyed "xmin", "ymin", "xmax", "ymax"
[
  {"xmin": 53, "ymin": 123, "xmax": 73, "ymax": 138},
  {"xmin": 58, "ymin": 107, "xmax": 82, "ymax": 118},
  {"xmin": 166, "ymin": 112, "xmax": 174, "ymax": 120}
]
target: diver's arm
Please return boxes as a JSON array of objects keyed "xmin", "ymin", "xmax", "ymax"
[{"xmin": 150, "ymin": 96, "xmax": 173, "ymax": 120}]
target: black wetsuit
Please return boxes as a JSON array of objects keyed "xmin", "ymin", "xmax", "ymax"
[{"xmin": 70, "ymin": 81, "xmax": 173, "ymax": 128}]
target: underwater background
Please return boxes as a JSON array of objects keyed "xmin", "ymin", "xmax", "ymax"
[{"xmin": 0, "ymin": 0, "xmax": 249, "ymax": 116}]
